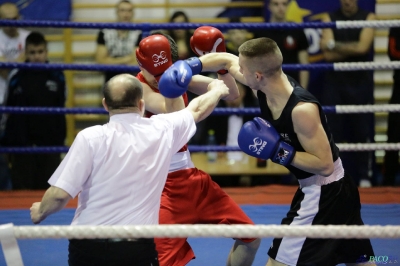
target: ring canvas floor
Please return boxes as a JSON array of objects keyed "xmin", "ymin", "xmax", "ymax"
[{"xmin": 0, "ymin": 185, "xmax": 399, "ymax": 266}]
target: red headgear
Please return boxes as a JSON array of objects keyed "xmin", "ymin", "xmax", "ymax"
[{"xmin": 136, "ymin": 35, "xmax": 173, "ymax": 81}]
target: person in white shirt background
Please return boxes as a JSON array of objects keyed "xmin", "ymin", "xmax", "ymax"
[
  {"xmin": 0, "ymin": 2, "xmax": 30, "ymax": 190},
  {"xmin": 95, "ymin": 0, "xmax": 141, "ymax": 82},
  {"xmin": 0, "ymin": 2, "xmax": 30, "ymax": 105}
]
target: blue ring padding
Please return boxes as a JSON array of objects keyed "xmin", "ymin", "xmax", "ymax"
[
  {"xmin": 0, "ymin": 62, "xmax": 335, "ymax": 72},
  {"xmin": 0, "ymin": 20, "xmax": 337, "ymax": 30}
]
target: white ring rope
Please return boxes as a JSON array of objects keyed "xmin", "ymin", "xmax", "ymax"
[
  {"xmin": 221, "ymin": 143, "xmax": 399, "ymax": 152},
  {"xmin": 334, "ymin": 105, "xmax": 400, "ymax": 151},
  {"xmin": 335, "ymin": 104, "xmax": 400, "ymax": 113},
  {"xmin": 333, "ymin": 61, "xmax": 400, "ymax": 71},
  {"xmin": 8, "ymin": 224, "xmax": 400, "ymax": 239},
  {"xmin": 337, "ymin": 143, "xmax": 400, "ymax": 151},
  {"xmin": 336, "ymin": 20, "xmax": 400, "ymax": 29}
]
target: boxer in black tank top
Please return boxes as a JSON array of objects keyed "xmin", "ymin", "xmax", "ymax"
[
  {"xmin": 259, "ymin": 76, "xmax": 374, "ymax": 265},
  {"xmin": 258, "ymin": 76, "xmax": 340, "ymax": 180},
  {"xmin": 197, "ymin": 36, "xmax": 375, "ymax": 266}
]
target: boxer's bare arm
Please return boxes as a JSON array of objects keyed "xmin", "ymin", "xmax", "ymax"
[
  {"xmin": 188, "ymin": 73, "xmax": 239, "ymax": 101},
  {"xmin": 164, "ymin": 97, "xmax": 185, "ymax": 113},
  {"xmin": 199, "ymin": 53, "xmax": 247, "ymax": 86},
  {"xmin": 187, "ymin": 75, "xmax": 212, "ymax": 96},
  {"xmin": 291, "ymin": 102, "xmax": 334, "ymax": 176},
  {"xmin": 142, "ymin": 82, "xmax": 185, "ymax": 114},
  {"xmin": 217, "ymin": 73, "xmax": 240, "ymax": 101},
  {"xmin": 186, "ymin": 79, "xmax": 229, "ymax": 123}
]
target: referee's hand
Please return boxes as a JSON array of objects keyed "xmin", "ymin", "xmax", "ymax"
[{"xmin": 30, "ymin": 202, "xmax": 43, "ymax": 224}]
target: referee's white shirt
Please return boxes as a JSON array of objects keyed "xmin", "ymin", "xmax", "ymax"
[{"xmin": 49, "ymin": 109, "xmax": 196, "ymax": 226}]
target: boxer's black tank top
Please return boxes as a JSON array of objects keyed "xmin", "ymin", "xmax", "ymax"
[{"xmin": 257, "ymin": 76, "xmax": 340, "ymax": 180}]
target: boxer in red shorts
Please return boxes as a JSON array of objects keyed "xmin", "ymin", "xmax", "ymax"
[{"xmin": 135, "ymin": 30, "xmax": 261, "ymax": 266}]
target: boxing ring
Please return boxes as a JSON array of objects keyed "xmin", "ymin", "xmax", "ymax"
[{"xmin": 0, "ymin": 19, "xmax": 400, "ymax": 265}]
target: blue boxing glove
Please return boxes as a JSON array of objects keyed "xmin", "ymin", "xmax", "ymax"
[
  {"xmin": 237, "ymin": 117, "xmax": 296, "ymax": 166},
  {"xmin": 159, "ymin": 61, "xmax": 193, "ymax": 98},
  {"xmin": 158, "ymin": 58, "xmax": 202, "ymax": 98},
  {"xmin": 184, "ymin": 57, "xmax": 202, "ymax": 75}
]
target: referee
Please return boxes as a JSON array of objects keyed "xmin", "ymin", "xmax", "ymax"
[{"xmin": 30, "ymin": 74, "xmax": 230, "ymax": 266}]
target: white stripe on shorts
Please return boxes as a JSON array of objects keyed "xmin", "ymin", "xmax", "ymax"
[{"xmin": 275, "ymin": 185, "xmax": 321, "ymax": 266}]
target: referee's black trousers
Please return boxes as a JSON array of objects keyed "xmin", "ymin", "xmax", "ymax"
[{"xmin": 68, "ymin": 238, "xmax": 159, "ymax": 266}]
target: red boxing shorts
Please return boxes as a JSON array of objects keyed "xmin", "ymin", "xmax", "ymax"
[{"xmin": 155, "ymin": 168, "xmax": 256, "ymax": 266}]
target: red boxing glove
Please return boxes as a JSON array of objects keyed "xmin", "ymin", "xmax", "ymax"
[
  {"xmin": 136, "ymin": 35, "xmax": 173, "ymax": 81},
  {"xmin": 190, "ymin": 26, "xmax": 228, "ymax": 75}
]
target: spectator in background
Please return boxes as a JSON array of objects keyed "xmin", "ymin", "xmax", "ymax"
[
  {"xmin": 383, "ymin": 27, "xmax": 400, "ymax": 186},
  {"xmin": 320, "ymin": 0, "xmax": 375, "ymax": 187},
  {"xmin": 168, "ymin": 11, "xmax": 197, "ymax": 60},
  {"xmin": 0, "ymin": 2, "xmax": 30, "ymax": 190},
  {"xmin": 0, "ymin": 2, "xmax": 29, "ymax": 103},
  {"xmin": 226, "ymin": 17, "xmax": 251, "ymax": 56},
  {"xmin": 95, "ymin": 0, "xmax": 141, "ymax": 82},
  {"xmin": 2, "ymin": 31, "xmax": 66, "ymax": 190},
  {"xmin": 253, "ymin": 0, "xmax": 309, "ymax": 89}
]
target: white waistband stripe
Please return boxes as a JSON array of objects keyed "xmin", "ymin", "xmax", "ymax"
[{"xmin": 298, "ymin": 158, "xmax": 344, "ymax": 188}]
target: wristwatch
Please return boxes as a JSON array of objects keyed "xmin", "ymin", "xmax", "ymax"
[{"xmin": 327, "ymin": 39, "xmax": 335, "ymax": 50}]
